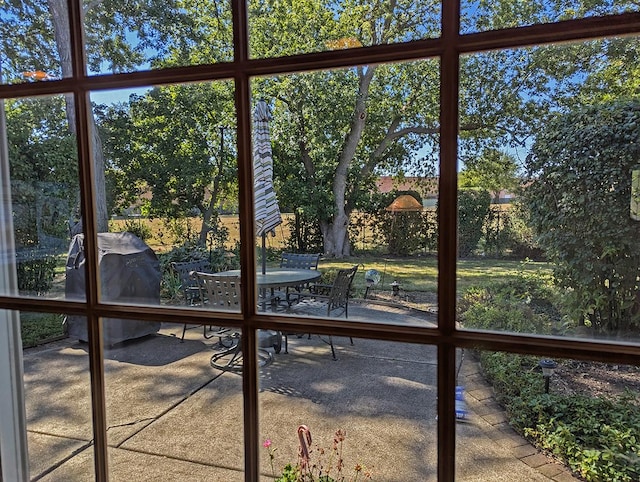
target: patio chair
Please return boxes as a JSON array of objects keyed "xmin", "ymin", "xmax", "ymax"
[
  {"xmin": 286, "ymin": 265, "xmax": 358, "ymax": 359},
  {"xmin": 171, "ymin": 260, "xmax": 212, "ymax": 305},
  {"xmin": 171, "ymin": 259, "xmax": 214, "ymax": 341},
  {"xmin": 194, "ymin": 272, "xmax": 282, "ymax": 371},
  {"xmin": 196, "ymin": 272, "xmax": 241, "ymax": 311},
  {"xmin": 280, "ymin": 252, "xmax": 321, "ymax": 270},
  {"xmin": 278, "ymin": 252, "xmax": 321, "ymax": 308}
]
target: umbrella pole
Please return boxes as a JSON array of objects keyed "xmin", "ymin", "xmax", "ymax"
[{"xmin": 261, "ymin": 233, "xmax": 267, "ymax": 275}]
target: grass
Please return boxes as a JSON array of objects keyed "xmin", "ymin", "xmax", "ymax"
[
  {"xmin": 310, "ymin": 256, "xmax": 551, "ymax": 296},
  {"xmin": 21, "ymin": 312, "xmax": 66, "ymax": 348},
  {"xmin": 110, "ymin": 215, "xmax": 292, "ymax": 253}
]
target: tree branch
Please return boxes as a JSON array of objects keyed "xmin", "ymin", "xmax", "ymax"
[
  {"xmin": 83, "ymin": 0, "xmax": 104, "ymax": 14},
  {"xmin": 279, "ymin": 95, "xmax": 316, "ymax": 182}
]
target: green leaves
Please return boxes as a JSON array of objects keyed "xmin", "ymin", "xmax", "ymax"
[
  {"xmin": 523, "ymin": 100, "xmax": 640, "ymax": 333},
  {"xmin": 458, "ymin": 189, "xmax": 491, "ymax": 257},
  {"xmin": 517, "ymin": 394, "xmax": 640, "ymax": 482},
  {"xmin": 98, "ymin": 81, "xmax": 237, "ymax": 242}
]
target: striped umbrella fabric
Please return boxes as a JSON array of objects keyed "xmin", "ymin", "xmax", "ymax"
[{"xmin": 253, "ymin": 100, "xmax": 282, "ymax": 237}]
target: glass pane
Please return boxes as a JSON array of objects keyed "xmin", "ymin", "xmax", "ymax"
[
  {"xmin": 99, "ymin": 321, "xmax": 244, "ymax": 479},
  {"xmin": 457, "ymin": 39, "xmax": 640, "ymax": 344},
  {"xmin": 0, "ymin": 3, "xmax": 67, "ymax": 84},
  {"xmin": 83, "ymin": 1, "xmax": 233, "ymax": 75},
  {"xmin": 461, "ymin": 0, "xmax": 639, "ymax": 34},
  {"xmin": 250, "ymin": 60, "xmax": 440, "ymax": 322},
  {"xmin": 457, "ymin": 348, "xmax": 640, "ymax": 480},
  {"xmin": 1, "ymin": 95, "xmax": 80, "ymax": 300},
  {"xmin": 259, "ymin": 336, "xmax": 437, "ymax": 480},
  {"xmin": 249, "ymin": 0, "xmax": 441, "ymax": 59},
  {"xmin": 90, "ymin": 82, "xmax": 240, "ymax": 313},
  {"xmin": 23, "ymin": 311, "xmax": 94, "ymax": 480}
]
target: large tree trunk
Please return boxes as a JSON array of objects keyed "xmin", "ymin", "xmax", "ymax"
[
  {"xmin": 48, "ymin": 0, "xmax": 109, "ymax": 233},
  {"xmin": 320, "ymin": 66, "xmax": 376, "ymax": 258},
  {"xmin": 320, "ymin": 219, "xmax": 350, "ymax": 258},
  {"xmin": 322, "ymin": 213, "xmax": 351, "ymax": 258}
]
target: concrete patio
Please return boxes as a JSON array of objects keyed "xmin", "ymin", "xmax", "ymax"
[{"xmin": 22, "ymin": 302, "xmax": 577, "ymax": 481}]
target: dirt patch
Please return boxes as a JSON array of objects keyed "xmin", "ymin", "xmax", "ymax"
[{"xmin": 553, "ymin": 360, "xmax": 640, "ymax": 400}]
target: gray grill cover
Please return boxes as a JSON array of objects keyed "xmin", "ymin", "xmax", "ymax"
[{"xmin": 65, "ymin": 232, "xmax": 161, "ymax": 344}]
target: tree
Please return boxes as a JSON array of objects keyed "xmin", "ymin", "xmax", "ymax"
[
  {"xmin": 249, "ymin": 0, "xmax": 637, "ymax": 257},
  {"xmin": 98, "ymin": 83, "xmax": 238, "ymax": 244},
  {"xmin": 1, "ymin": 0, "xmax": 198, "ymax": 233},
  {"xmin": 5, "ymin": 97, "xmax": 78, "ymax": 246},
  {"xmin": 8, "ymin": 0, "xmax": 633, "ymax": 257},
  {"xmin": 522, "ymin": 99, "xmax": 640, "ymax": 334},
  {"xmin": 250, "ymin": 0, "xmax": 445, "ymax": 257},
  {"xmin": 459, "ymin": 149, "xmax": 519, "ymax": 202}
]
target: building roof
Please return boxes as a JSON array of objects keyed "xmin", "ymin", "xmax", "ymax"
[{"xmin": 376, "ymin": 176, "xmax": 438, "ymax": 196}]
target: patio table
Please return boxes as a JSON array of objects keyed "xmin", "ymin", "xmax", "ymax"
[{"xmin": 213, "ymin": 268, "xmax": 322, "ymax": 311}]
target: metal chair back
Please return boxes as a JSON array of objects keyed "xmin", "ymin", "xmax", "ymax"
[
  {"xmin": 171, "ymin": 260, "xmax": 212, "ymax": 305},
  {"xmin": 280, "ymin": 253, "xmax": 321, "ymax": 270},
  {"xmin": 326, "ymin": 265, "xmax": 358, "ymax": 317},
  {"xmin": 195, "ymin": 273, "xmax": 241, "ymax": 311}
]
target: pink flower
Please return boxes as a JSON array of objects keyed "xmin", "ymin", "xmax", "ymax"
[{"xmin": 263, "ymin": 439, "xmax": 272, "ymax": 448}]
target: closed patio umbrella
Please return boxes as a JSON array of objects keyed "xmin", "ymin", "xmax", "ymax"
[
  {"xmin": 253, "ymin": 100, "xmax": 282, "ymax": 274},
  {"xmin": 385, "ymin": 194, "xmax": 423, "ymax": 212}
]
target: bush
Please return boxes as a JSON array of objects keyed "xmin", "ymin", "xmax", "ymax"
[
  {"xmin": 157, "ymin": 239, "xmax": 240, "ymax": 301},
  {"xmin": 477, "ymin": 350, "xmax": 640, "ymax": 482},
  {"xmin": 284, "ymin": 212, "xmax": 323, "ymax": 254},
  {"xmin": 458, "ymin": 189, "xmax": 490, "ymax": 257},
  {"xmin": 459, "ymin": 275, "xmax": 640, "ymax": 482},
  {"xmin": 482, "ymin": 205, "xmax": 543, "ymax": 259},
  {"xmin": 502, "ymin": 202, "xmax": 545, "ymax": 260},
  {"xmin": 513, "ymin": 392, "xmax": 640, "ymax": 481},
  {"xmin": 370, "ymin": 209, "xmax": 437, "ymax": 256},
  {"xmin": 458, "ymin": 270, "xmax": 561, "ymax": 335},
  {"xmin": 16, "ymin": 255, "xmax": 57, "ymax": 294},
  {"xmin": 523, "ymin": 100, "xmax": 640, "ymax": 334},
  {"xmin": 122, "ymin": 218, "xmax": 153, "ymax": 241},
  {"xmin": 378, "ymin": 210, "xmax": 424, "ymax": 255}
]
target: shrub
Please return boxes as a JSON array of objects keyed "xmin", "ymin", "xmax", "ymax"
[
  {"xmin": 458, "ymin": 189, "xmax": 490, "ymax": 257},
  {"xmin": 482, "ymin": 205, "xmax": 543, "ymax": 259},
  {"xmin": 458, "ymin": 270, "xmax": 561, "ymax": 335},
  {"xmin": 478, "ymin": 350, "xmax": 640, "ymax": 482},
  {"xmin": 21, "ymin": 312, "xmax": 66, "ymax": 348},
  {"xmin": 16, "ymin": 255, "xmax": 57, "ymax": 294},
  {"xmin": 122, "ymin": 218, "xmax": 153, "ymax": 241},
  {"xmin": 157, "ymin": 238, "xmax": 240, "ymax": 302},
  {"xmin": 284, "ymin": 211, "xmax": 323, "ymax": 254},
  {"xmin": 503, "ymin": 202, "xmax": 545, "ymax": 260},
  {"xmin": 513, "ymin": 393, "xmax": 640, "ymax": 482},
  {"xmin": 459, "ymin": 274, "xmax": 640, "ymax": 482},
  {"xmin": 523, "ymin": 100, "xmax": 640, "ymax": 334},
  {"xmin": 378, "ymin": 210, "xmax": 424, "ymax": 255}
]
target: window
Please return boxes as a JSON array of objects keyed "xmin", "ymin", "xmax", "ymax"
[{"xmin": 1, "ymin": 1, "xmax": 639, "ymax": 481}]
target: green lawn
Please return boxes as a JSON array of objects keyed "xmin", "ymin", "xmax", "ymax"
[
  {"xmin": 21, "ymin": 312, "xmax": 66, "ymax": 348},
  {"xmin": 313, "ymin": 256, "xmax": 551, "ymax": 296}
]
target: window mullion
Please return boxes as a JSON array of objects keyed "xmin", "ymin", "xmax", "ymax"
[
  {"xmin": 439, "ymin": 0, "xmax": 461, "ymax": 480},
  {"xmin": 67, "ymin": 0, "xmax": 109, "ymax": 480},
  {"xmin": 232, "ymin": 2, "xmax": 261, "ymax": 481}
]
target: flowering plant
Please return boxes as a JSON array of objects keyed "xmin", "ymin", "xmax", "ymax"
[{"xmin": 265, "ymin": 425, "xmax": 372, "ymax": 481}]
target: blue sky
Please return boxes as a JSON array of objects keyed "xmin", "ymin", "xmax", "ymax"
[{"xmin": 90, "ymin": 87, "xmax": 151, "ymax": 106}]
